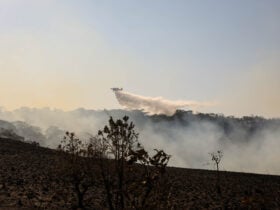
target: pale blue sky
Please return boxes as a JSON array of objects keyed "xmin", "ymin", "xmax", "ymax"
[{"xmin": 1, "ymin": 0, "xmax": 280, "ymax": 117}]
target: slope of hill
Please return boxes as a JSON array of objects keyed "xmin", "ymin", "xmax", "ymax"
[
  {"xmin": 1, "ymin": 108, "xmax": 280, "ymax": 175},
  {"xmin": 0, "ymin": 138, "xmax": 279, "ymax": 209}
]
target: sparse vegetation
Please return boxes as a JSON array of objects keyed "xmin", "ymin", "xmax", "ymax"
[
  {"xmin": 88, "ymin": 116, "xmax": 171, "ymax": 209},
  {"xmin": 57, "ymin": 116, "xmax": 171, "ymax": 209},
  {"xmin": 58, "ymin": 132, "xmax": 95, "ymax": 210},
  {"xmin": 1, "ymin": 116, "xmax": 280, "ymax": 209}
]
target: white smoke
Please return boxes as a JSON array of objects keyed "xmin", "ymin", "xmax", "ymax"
[
  {"xmin": 0, "ymin": 107, "xmax": 280, "ymax": 175},
  {"xmin": 113, "ymin": 90, "xmax": 212, "ymax": 116}
]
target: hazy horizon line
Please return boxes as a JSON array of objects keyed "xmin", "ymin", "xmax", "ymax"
[{"xmin": 1, "ymin": 105, "xmax": 279, "ymax": 120}]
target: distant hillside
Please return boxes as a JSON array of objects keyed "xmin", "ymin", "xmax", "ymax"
[
  {"xmin": 1, "ymin": 108, "xmax": 279, "ymax": 145},
  {"xmin": 150, "ymin": 110, "xmax": 280, "ymax": 141},
  {"xmin": 1, "ymin": 108, "xmax": 280, "ymax": 174}
]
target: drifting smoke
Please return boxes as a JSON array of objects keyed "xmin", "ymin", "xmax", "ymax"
[
  {"xmin": 113, "ymin": 90, "xmax": 212, "ymax": 116},
  {"xmin": 0, "ymin": 107, "xmax": 280, "ymax": 175}
]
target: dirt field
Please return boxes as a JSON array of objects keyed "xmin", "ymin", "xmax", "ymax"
[{"xmin": 0, "ymin": 138, "xmax": 279, "ymax": 209}]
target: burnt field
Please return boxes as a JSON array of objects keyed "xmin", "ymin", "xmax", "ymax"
[{"xmin": 0, "ymin": 138, "xmax": 280, "ymax": 209}]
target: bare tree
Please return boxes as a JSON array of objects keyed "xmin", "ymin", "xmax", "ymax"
[
  {"xmin": 89, "ymin": 116, "xmax": 171, "ymax": 210},
  {"xmin": 126, "ymin": 147, "xmax": 171, "ymax": 209},
  {"xmin": 210, "ymin": 150, "xmax": 223, "ymax": 194},
  {"xmin": 58, "ymin": 132, "xmax": 95, "ymax": 210},
  {"xmin": 56, "ymin": 116, "xmax": 172, "ymax": 209}
]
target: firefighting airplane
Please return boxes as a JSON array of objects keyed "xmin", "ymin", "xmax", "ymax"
[{"xmin": 111, "ymin": 87, "xmax": 123, "ymax": 91}]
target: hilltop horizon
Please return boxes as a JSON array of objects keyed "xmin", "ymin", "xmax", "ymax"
[{"xmin": 1, "ymin": 105, "xmax": 280, "ymax": 120}]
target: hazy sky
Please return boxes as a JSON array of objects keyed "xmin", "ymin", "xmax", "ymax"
[{"xmin": 1, "ymin": 0, "xmax": 280, "ymax": 117}]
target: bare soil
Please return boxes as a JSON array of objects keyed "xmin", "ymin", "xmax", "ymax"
[{"xmin": 0, "ymin": 138, "xmax": 280, "ymax": 209}]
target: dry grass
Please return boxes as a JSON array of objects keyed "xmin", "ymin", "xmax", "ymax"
[{"xmin": 0, "ymin": 138, "xmax": 280, "ymax": 209}]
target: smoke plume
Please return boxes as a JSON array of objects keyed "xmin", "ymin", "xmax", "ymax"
[
  {"xmin": 1, "ymin": 107, "xmax": 280, "ymax": 175},
  {"xmin": 113, "ymin": 90, "xmax": 211, "ymax": 116}
]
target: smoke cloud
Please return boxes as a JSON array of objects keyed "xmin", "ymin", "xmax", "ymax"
[
  {"xmin": 113, "ymin": 90, "xmax": 212, "ymax": 116},
  {"xmin": 0, "ymin": 107, "xmax": 280, "ymax": 175}
]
